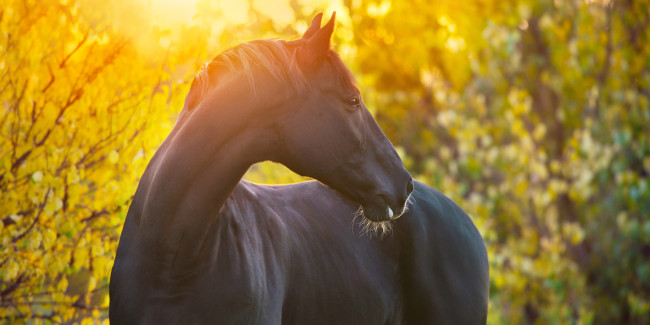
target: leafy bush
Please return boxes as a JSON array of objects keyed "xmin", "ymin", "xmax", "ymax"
[{"xmin": 1, "ymin": 0, "xmax": 648, "ymax": 323}]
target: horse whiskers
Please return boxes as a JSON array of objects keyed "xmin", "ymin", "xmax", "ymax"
[
  {"xmin": 360, "ymin": 218, "xmax": 393, "ymax": 239},
  {"xmin": 402, "ymin": 193, "xmax": 416, "ymax": 214},
  {"xmin": 351, "ymin": 205, "xmax": 393, "ymax": 239},
  {"xmin": 351, "ymin": 205, "xmax": 365, "ymax": 231}
]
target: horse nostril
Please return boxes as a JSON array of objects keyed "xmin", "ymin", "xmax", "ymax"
[{"xmin": 406, "ymin": 178, "xmax": 414, "ymax": 195}]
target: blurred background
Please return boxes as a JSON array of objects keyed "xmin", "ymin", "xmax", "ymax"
[{"xmin": 1, "ymin": 0, "xmax": 649, "ymax": 323}]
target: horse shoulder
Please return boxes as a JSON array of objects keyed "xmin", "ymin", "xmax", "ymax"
[{"xmin": 397, "ymin": 181, "xmax": 489, "ymax": 324}]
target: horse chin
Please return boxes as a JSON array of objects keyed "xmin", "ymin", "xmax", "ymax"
[
  {"xmin": 353, "ymin": 204, "xmax": 395, "ymax": 238},
  {"xmin": 358, "ymin": 203, "xmax": 396, "ymax": 222}
]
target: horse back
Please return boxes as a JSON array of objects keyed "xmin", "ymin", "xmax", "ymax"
[
  {"xmin": 111, "ymin": 180, "xmax": 488, "ymax": 324},
  {"xmin": 397, "ymin": 181, "xmax": 489, "ymax": 324}
]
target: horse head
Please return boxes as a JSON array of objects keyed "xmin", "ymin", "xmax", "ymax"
[
  {"xmin": 177, "ymin": 13, "xmax": 413, "ymax": 224},
  {"xmin": 271, "ymin": 13, "xmax": 414, "ymax": 222}
]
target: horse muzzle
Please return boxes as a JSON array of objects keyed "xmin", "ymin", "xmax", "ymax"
[{"xmin": 362, "ymin": 176, "xmax": 414, "ymax": 222}]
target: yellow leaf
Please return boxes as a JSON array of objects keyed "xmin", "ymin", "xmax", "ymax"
[
  {"xmin": 109, "ymin": 150, "xmax": 119, "ymax": 164},
  {"xmin": 74, "ymin": 248, "xmax": 89, "ymax": 269},
  {"xmin": 57, "ymin": 276, "xmax": 68, "ymax": 292},
  {"xmin": 32, "ymin": 171, "xmax": 43, "ymax": 182},
  {"xmin": 88, "ymin": 276, "xmax": 97, "ymax": 292},
  {"xmin": 3, "ymin": 259, "xmax": 19, "ymax": 282}
]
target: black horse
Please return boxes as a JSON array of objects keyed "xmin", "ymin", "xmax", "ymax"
[{"xmin": 110, "ymin": 13, "xmax": 489, "ymax": 324}]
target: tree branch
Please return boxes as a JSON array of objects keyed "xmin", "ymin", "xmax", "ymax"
[
  {"xmin": 59, "ymin": 30, "xmax": 89, "ymax": 69},
  {"xmin": 12, "ymin": 189, "xmax": 50, "ymax": 243}
]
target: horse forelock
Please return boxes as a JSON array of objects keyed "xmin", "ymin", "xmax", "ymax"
[{"xmin": 184, "ymin": 39, "xmax": 356, "ymax": 112}]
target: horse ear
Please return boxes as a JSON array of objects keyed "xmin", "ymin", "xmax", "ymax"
[
  {"xmin": 302, "ymin": 12, "xmax": 323, "ymax": 39},
  {"xmin": 299, "ymin": 12, "xmax": 335, "ymax": 67}
]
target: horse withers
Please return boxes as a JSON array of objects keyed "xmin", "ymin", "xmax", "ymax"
[{"xmin": 110, "ymin": 13, "xmax": 489, "ymax": 324}]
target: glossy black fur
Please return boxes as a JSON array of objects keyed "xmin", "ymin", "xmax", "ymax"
[
  {"xmin": 111, "ymin": 181, "xmax": 488, "ymax": 324},
  {"xmin": 110, "ymin": 13, "xmax": 488, "ymax": 324}
]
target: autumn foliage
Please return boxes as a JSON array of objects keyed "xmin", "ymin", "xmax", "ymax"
[{"xmin": 1, "ymin": 0, "xmax": 649, "ymax": 323}]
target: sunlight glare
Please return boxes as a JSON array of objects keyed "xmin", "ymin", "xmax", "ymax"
[
  {"xmin": 253, "ymin": 0, "xmax": 294, "ymax": 26},
  {"xmin": 144, "ymin": 0, "xmax": 252, "ymax": 27},
  {"xmin": 146, "ymin": 0, "xmax": 198, "ymax": 28},
  {"xmin": 218, "ymin": 0, "xmax": 250, "ymax": 24}
]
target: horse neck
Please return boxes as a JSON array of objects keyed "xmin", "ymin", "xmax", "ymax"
[{"xmin": 132, "ymin": 73, "xmax": 279, "ymax": 258}]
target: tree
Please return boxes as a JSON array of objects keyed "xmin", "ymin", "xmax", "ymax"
[
  {"xmin": 345, "ymin": 0, "xmax": 650, "ymax": 322},
  {"xmin": 2, "ymin": 0, "xmax": 649, "ymax": 322},
  {"xmin": 0, "ymin": 0, "xmax": 201, "ymax": 321}
]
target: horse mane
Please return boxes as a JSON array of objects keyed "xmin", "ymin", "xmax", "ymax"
[{"xmin": 184, "ymin": 38, "xmax": 356, "ymax": 111}]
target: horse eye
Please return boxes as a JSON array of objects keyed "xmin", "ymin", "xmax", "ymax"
[{"xmin": 346, "ymin": 97, "xmax": 361, "ymax": 108}]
